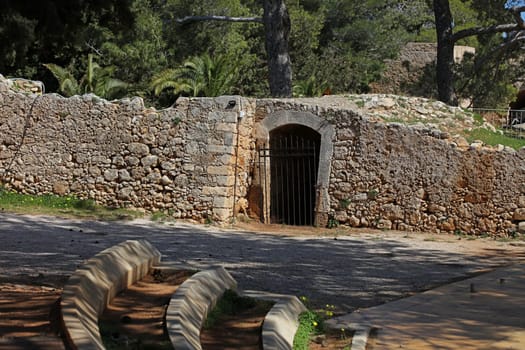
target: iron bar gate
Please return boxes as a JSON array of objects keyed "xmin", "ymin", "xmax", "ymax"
[{"xmin": 258, "ymin": 133, "xmax": 319, "ymax": 226}]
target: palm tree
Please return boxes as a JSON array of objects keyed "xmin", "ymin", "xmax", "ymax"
[
  {"xmin": 150, "ymin": 53, "xmax": 238, "ymax": 97},
  {"xmin": 293, "ymin": 75, "xmax": 328, "ymax": 97},
  {"xmin": 44, "ymin": 54, "xmax": 128, "ymax": 99},
  {"xmin": 42, "ymin": 63, "xmax": 79, "ymax": 97}
]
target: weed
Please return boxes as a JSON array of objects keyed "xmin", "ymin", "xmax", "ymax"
[
  {"xmin": 340, "ymin": 327, "xmax": 348, "ymax": 340},
  {"xmin": 323, "ymin": 304, "xmax": 336, "ymax": 318},
  {"xmin": 57, "ymin": 111, "xmax": 70, "ymax": 119},
  {"xmin": 293, "ymin": 310, "xmax": 324, "ymax": 350},
  {"xmin": 171, "ymin": 116, "xmax": 181, "ymax": 125},
  {"xmin": 367, "ymin": 189, "xmax": 379, "ymax": 200},
  {"xmin": 339, "ymin": 198, "xmax": 351, "ymax": 209},
  {"xmin": 327, "ymin": 217, "xmax": 339, "ymax": 229},
  {"xmin": 355, "ymin": 99, "xmax": 365, "ymax": 108},
  {"xmin": 453, "ymin": 229, "xmax": 464, "ymax": 236},
  {"xmin": 150, "ymin": 211, "xmax": 167, "ymax": 222}
]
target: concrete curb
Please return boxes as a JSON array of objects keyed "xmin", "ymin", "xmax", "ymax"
[
  {"xmin": 324, "ymin": 320, "xmax": 376, "ymax": 350},
  {"xmin": 165, "ymin": 267, "xmax": 237, "ymax": 350},
  {"xmin": 60, "ymin": 240, "xmax": 161, "ymax": 350},
  {"xmin": 241, "ymin": 290, "xmax": 307, "ymax": 350}
]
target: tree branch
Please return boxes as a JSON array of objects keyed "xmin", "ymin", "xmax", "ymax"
[
  {"xmin": 511, "ymin": 6, "xmax": 525, "ymax": 29},
  {"xmin": 473, "ymin": 32, "xmax": 525, "ymax": 72},
  {"xmin": 452, "ymin": 23, "xmax": 520, "ymax": 42},
  {"xmin": 452, "ymin": 6, "xmax": 525, "ymax": 42},
  {"xmin": 176, "ymin": 15, "xmax": 263, "ymax": 25}
]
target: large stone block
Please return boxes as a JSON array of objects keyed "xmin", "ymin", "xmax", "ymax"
[
  {"xmin": 207, "ymin": 165, "xmax": 231, "ymax": 176},
  {"xmin": 141, "ymin": 155, "xmax": 158, "ymax": 167},
  {"xmin": 213, "ymin": 208, "xmax": 232, "ymax": 221},
  {"xmin": 513, "ymin": 208, "xmax": 525, "ymax": 221},
  {"xmin": 104, "ymin": 169, "xmax": 119, "ymax": 181},
  {"xmin": 128, "ymin": 142, "xmax": 149, "ymax": 156}
]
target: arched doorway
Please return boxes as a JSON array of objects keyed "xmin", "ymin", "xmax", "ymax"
[
  {"xmin": 268, "ymin": 124, "xmax": 320, "ymax": 225},
  {"xmin": 251, "ymin": 110, "xmax": 334, "ymax": 227}
]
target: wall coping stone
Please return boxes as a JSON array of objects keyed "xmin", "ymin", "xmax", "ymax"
[
  {"xmin": 60, "ymin": 240, "xmax": 161, "ymax": 350},
  {"xmin": 240, "ymin": 290, "xmax": 307, "ymax": 350},
  {"xmin": 165, "ymin": 267, "xmax": 237, "ymax": 350}
]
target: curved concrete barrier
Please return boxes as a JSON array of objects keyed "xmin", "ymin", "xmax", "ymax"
[
  {"xmin": 165, "ymin": 267, "xmax": 237, "ymax": 350},
  {"xmin": 241, "ymin": 291, "xmax": 307, "ymax": 350},
  {"xmin": 60, "ymin": 240, "xmax": 161, "ymax": 350}
]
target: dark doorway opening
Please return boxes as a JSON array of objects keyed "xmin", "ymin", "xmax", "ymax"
[{"xmin": 261, "ymin": 124, "xmax": 321, "ymax": 225}]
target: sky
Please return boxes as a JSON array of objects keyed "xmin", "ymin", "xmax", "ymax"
[{"xmin": 506, "ymin": 0, "xmax": 525, "ymax": 19}]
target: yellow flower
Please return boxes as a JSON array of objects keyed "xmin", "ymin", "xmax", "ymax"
[{"xmin": 312, "ymin": 321, "xmax": 318, "ymax": 327}]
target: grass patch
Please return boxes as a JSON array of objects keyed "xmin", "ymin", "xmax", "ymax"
[
  {"xmin": 472, "ymin": 113, "xmax": 484, "ymax": 126},
  {"xmin": 0, "ymin": 186, "xmax": 140, "ymax": 220},
  {"xmin": 204, "ymin": 290, "xmax": 273, "ymax": 329},
  {"xmin": 150, "ymin": 211, "xmax": 169, "ymax": 222},
  {"xmin": 465, "ymin": 128, "xmax": 525, "ymax": 150}
]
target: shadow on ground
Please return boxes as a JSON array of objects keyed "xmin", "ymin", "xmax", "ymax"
[{"xmin": 0, "ymin": 213, "xmax": 522, "ymax": 313}]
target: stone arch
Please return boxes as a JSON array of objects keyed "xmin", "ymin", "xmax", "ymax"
[{"xmin": 255, "ymin": 110, "xmax": 334, "ymax": 226}]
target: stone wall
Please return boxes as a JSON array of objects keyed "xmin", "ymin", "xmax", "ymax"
[
  {"xmin": 0, "ymin": 76, "xmax": 255, "ymax": 222},
  {"xmin": 330, "ymin": 121, "xmax": 524, "ymax": 235},
  {"xmin": 253, "ymin": 97, "xmax": 524, "ymax": 236},
  {"xmin": 371, "ymin": 42, "xmax": 475, "ymax": 100},
  {"xmin": 1, "ymin": 76, "xmax": 524, "ymax": 236}
]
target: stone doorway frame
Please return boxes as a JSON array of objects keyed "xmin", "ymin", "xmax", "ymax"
[{"xmin": 255, "ymin": 110, "xmax": 334, "ymax": 226}]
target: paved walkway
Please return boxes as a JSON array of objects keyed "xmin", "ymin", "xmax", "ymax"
[{"xmin": 328, "ymin": 264, "xmax": 525, "ymax": 349}]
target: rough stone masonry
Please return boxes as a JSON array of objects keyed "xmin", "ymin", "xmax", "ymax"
[{"xmin": 1, "ymin": 74, "xmax": 525, "ymax": 236}]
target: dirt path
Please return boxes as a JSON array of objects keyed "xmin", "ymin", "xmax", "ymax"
[
  {"xmin": 200, "ymin": 305, "xmax": 267, "ymax": 350},
  {"xmin": 99, "ymin": 269, "xmax": 192, "ymax": 349},
  {"xmin": 0, "ymin": 283, "xmax": 64, "ymax": 349}
]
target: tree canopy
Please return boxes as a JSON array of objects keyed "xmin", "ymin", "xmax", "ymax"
[{"xmin": 1, "ymin": 0, "xmax": 524, "ymax": 107}]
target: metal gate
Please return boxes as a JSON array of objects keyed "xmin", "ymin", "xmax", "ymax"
[{"xmin": 258, "ymin": 129, "xmax": 320, "ymax": 225}]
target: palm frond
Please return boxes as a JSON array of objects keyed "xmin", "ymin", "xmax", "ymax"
[{"xmin": 43, "ymin": 63, "xmax": 79, "ymax": 96}]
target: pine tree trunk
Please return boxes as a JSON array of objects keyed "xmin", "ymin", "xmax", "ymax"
[
  {"xmin": 433, "ymin": 0, "xmax": 458, "ymax": 106},
  {"xmin": 263, "ymin": 0, "xmax": 292, "ymax": 97}
]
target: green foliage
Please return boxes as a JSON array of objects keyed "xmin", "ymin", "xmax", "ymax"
[
  {"xmin": 287, "ymin": 2, "xmax": 325, "ymax": 83},
  {"xmin": 0, "ymin": 188, "xmax": 82, "ymax": 210},
  {"xmin": 368, "ymin": 189, "xmax": 379, "ymax": 199},
  {"xmin": 44, "ymin": 54, "xmax": 128, "ymax": 99},
  {"xmin": 0, "ymin": 187, "xmax": 138, "ymax": 220},
  {"xmin": 314, "ymin": 0, "xmax": 426, "ymax": 93},
  {"xmin": 151, "ymin": 53, "xmax": 239, "ymax": 97},
  {"xmin": 100, "ymin": 0, "xmax": 169, "ymax": 97},
  {"xmin": 42, "ymin": 63, "xmax": 79, "ymax": 97},
  {"xmin": 455, "ymin": 41, "xmax": 523, "ymax": 109},
  {"xmin": 472, "ymin": 113, "xmax": 484, "ymax": 126},
  {"xmin": 293, "ymin": 75, "xmax": 327, "ymax": 97},
  {"xmin": 327, "ymin": 217, "xmax": 339, "ymax": 229},
  {"xmin": 0, "ymin": 10, "xmax": 37, "ymax": 76},
  {"xmin": 162, "ymin": 0, "xmax": 265, "ymax": 97},
  {"xmin": 339, "ymin": 199, "xmax": 351, "ymax": 209},
  {"xmin": 465, "ymin": 128, "xmax": 525, "ymax": 150},
  {"xmin": 6, "ymin": 0, "xmax": 521, "ymax": 104},
  {"xmin": 293, "ymin": 310, "xmax": 324, "ymax": 350},
  {"xmin": 415, "ymin": 0, "xmax": 479, "ymax": 46}
]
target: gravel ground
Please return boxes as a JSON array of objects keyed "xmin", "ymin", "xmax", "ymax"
[{"xmin": 1, "ymin": 212, "xmax": 524, "ymax": 312}]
